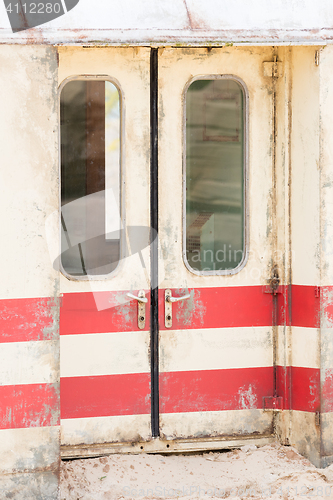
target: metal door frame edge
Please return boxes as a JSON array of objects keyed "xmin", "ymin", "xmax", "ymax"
[{"xmin": 61, "ymin": 435, "xmax": 275, "ymax": 459}]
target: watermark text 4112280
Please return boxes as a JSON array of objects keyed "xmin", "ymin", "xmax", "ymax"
[{"xmin": 4, "ymin": 0, "xmax": 80, "ymax": 32}]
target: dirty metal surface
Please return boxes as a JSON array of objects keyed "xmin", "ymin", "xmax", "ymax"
[
  {"xmin": 0, "ymin": 0, "xmax": 333, "ymax": 44},
  {"xmin": 0, "ymin": 44, "xmax": 60, "ymax": 498},
  {"xmin": 61, "ymin": 435, "xmax": 275, "ymax": 459},
  {"xmin": 58, "ymin": 47, "xmax": 152, "ymax": 448}
]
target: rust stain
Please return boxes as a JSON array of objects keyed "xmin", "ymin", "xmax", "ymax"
[{"xmin": 181, "ymin": 0, "xmax": 209, "ymax": 30}]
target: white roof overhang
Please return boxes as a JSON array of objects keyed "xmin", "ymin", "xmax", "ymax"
[{"xmin": 0, "ymin": 0, "xmax": 332, "ymax": 45}]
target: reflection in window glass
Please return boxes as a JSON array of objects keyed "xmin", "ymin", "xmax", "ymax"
[
  {"xmin": 60, "ymin": 80, "xmax": 121, "ymax": 276},
  {"xmin": 185, "ymin": 79, "xmax": 245, "ymax": 272}
]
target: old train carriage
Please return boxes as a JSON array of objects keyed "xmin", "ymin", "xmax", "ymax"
[{"xmin": 1, "ymin": 0, "xmax": 333, "ymax": 497}]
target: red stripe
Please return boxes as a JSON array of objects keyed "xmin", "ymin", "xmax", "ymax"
[
  {"xmin": 289, "ymin": 285, "xmax": 320, "ymax": 328},
  {"xmin": 60, "ymin": 373, "xmax": 151, "ymax": 419},
  {"xmin": 0, "ymin": 297, "xmax": 56, "ymax": 343},
  {"xmin": 276, "ymin": 365, "xmax": 291, "ymax": 410},
  {"xmin": 158, "ymin": 286, "xmax": 273, "ymax": 331},
  {"xmin": 60, "ymin": 291, "xmax": 150, "ymax": 335},
  {"xmin": 322, "ymin": 368, "xmax": 333, "ymax": 412},
  {"xmin": 0, "ymin": 383, "xmax": 59, "ymax": 429},
  {"xmin": 276, "ymin": 365, "xmax": 320, "ymax": 412},
  {"xmin": 322, "ymin": 286, "xmax": 333, "ymax": 328},
  {"xmin": 0, "ymin": 285, "xmax": 326, "ymax": 342},
  {"xmin": 61, "ymin": 366, "xmax": 321, "ymax": 419},
  {"xmin": 277, "ymin": 285, "xmax": 291, "ymax": 327},
  {"xmin": 159, "ymin": 367, "xmax": 274, "ymax": 413}
]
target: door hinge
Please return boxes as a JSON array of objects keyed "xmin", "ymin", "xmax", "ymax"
[
  {"xmin": 263, "ymin": 267, "xmax": 281, "ymax": 295},
  {"xmin": 263, "ymin": 58, "xmax": 283, "ymax": 78},
  {"xmin": 263, "ymin": 396, "xmax": 283, "ymax": 410},
  {"xmin": 315, "ymin": 286, "xmax": 320, "ymax": 298}
]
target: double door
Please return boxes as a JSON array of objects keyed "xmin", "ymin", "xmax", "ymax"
[{"xmin": 58, "ymin": 46, "xmax": 276, "ymax": 452}]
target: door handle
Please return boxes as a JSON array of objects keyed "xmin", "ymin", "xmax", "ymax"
[
  {"xmin": 126, "ymin": 292, "xmax": 148, "ymax": 303},
  {"xmin": 166, "ymin": 294, "xmax": 191, "ymax": 303},
  {"xmin": 165, "ymin": 289, "xmax": 190, "ymax": 328},
  {"xmin": 126, "ymin": 291, "xmax": 147, "ymax": 329}
]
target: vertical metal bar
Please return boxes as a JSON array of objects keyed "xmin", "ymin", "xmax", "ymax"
[
  {"xmin": 150, "ymin": 47, "xmax": 159, "ymax": 437},
  {"xmin": 272, "ymin": 51, "xmax": 278, "ymax": 399}
]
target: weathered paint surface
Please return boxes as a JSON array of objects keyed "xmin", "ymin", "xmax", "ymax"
[
  {"xmin": 58, "ymin": 47, "xmax": 152, "ymax": 447},
  {"xmin": 319, "ymin": 45, "xmax": 333, "ymax": 465},
  {"xmin": 0, "ymin": 45, "xmax": 60, "ymax": 498},
  {"xmin": 0, "ymin": 0, "xmax": 333, "ymax": 44},
  {"xmin": 157, "ymin": 46, "xmax": 275, "ymax": 439},
  {"xmin": 0, "ymin": 471, "xmax": 59, "ymax": 500},
  {"xmin": 2, "ymin": 41, "xmax": 333, "ymax": 490}
]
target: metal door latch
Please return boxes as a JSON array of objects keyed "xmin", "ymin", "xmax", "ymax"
[
  {"xmin": 165, "ymin": 289, "xmax": 190, "ymax": 328},
  {"xmin": 126, "ymin": 291, "xmax": 147, "ymax": 330}
]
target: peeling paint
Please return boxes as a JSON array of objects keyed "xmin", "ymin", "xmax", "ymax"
[{"xmin": 238, "ymin": 385, "xmax": 258, "ymax": 410}]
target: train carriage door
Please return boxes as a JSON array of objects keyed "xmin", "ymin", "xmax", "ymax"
[
  {"xmin": 158, "ymin": 47, "xmax": 276, "ymax": 440},
  {"xmin": 58, "ymin": 47, "xmax": 152, "ymax": 449}
]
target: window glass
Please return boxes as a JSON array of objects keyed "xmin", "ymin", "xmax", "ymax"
[
  {"xmin": 60, "ymin": 80, "xmax": 121, "ymax": 277},
  {"xmin": 185, "ymin": 79, "xmax": 245, "ymax": 273}
]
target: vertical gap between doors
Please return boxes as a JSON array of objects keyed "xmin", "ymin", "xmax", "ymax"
[{"xmin": 150, "ymin": 47, "xmax": 159, "ymax": 437}]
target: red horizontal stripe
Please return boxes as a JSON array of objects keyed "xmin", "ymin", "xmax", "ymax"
[
  {"xmin": 276, "ymin": 365, "xmax": 291, "ymax": 410},
  {"xmin": 0, "ymin": 383, "xmax": 59, "ymax": 429},
  {"xmin": 61, "ymin": 366, "xmax": 321, "ymax": 420},
  {"xmin": 0, "ymin": 297, "xmax": 56, "ymax": 343},
  {"xmin": 60, "ymin": 291, "xmax": 150, "ymax": 335},
  {"xmin": 159, "ymin": 287, "xmax": 273, "ymax": 331},
  {"xmin": 159, "ymin": 367, "xmax": 274, "ymax": 413},
  {"xmin": 289, "ymin": 285, "xmax": 320, "ymax": 328},
  {"xmin": 290, "ymin": 366, "xmax": 320, "ymax": 412},
  {"xmin": 60, "ymin": 373, "xmax": 151, "ymax": 419},
  {"xmin": 1, "ymin": 285, "xmax": 327, "ymax": 342},
  {"xmin": 322, "ymin": 286, "xmax": 333, "ymax": 328},
  {"xmin": 276, "ymin": 365, "xmax": 320, "ymax": 412},
  {"xmin": 322, "ymin": 368, "xmax": 333, "ymax": 412}
]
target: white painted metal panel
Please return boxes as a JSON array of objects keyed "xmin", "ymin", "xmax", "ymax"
[
  {"xmin": 58, "ymin": 47, "xmax": 152, "ymax": 447},
  {"xmin": 158, "ymin": 46, "xmax": 274, "ymax": 290},
  {"xmin": 291, "ymin": 47, "xmax": 320, "ymax": 286},
  {"xmin": 160, "ymin": 410, "xmax": 273, "ymax": 440},
  {"xmin": 159, "ymin": 327, "xmax": 273, "ymax": 372},
  {"xmin": 0, "ymin": 0, "xmax": 332, "ymax": 44},
  {"xmin": 58, "ymin": 46, "xmax": 151, "ymax": 296},
  {"xmin": 61, "ymin": 415, "xmax": 151, "ymax": 446},
  {"xmin": 158, "ymin": 46, "xmax": 275, "ymax": 441},
  {"xmin": 0, "ymin": 45, "xmax": 59, "ymax": 300},
  {"xmin": 0, "ymin": 340, "xmax": 59, "ymax": 385},
  {"xmin": 0, "ymin": 427, "xmax": 59, "ymax": 473},
  {"xmin": 60, "ymin": 332, "xmax": 150, "ymax": 377}
]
